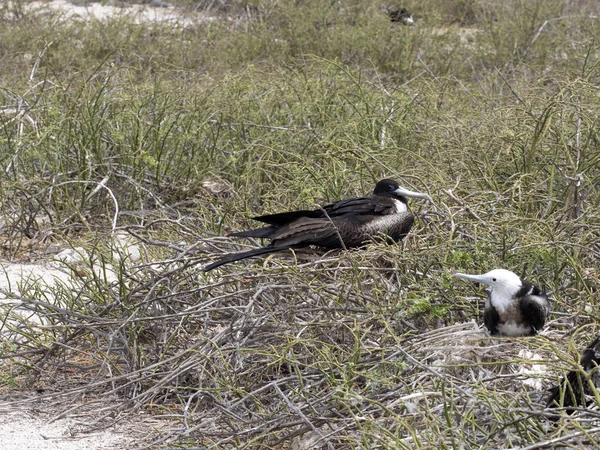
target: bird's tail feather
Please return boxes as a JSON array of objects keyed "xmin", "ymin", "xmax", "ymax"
[{"xmin": 204, "ymin": 246, "xmax": 287, "ymax": 272}]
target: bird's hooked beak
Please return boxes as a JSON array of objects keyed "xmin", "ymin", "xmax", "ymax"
[
  {"xmin": 453, "ymin": 272, "xmax": 491, "ymax": 286},
  {"xmin": 394, "ymin": 186, "xmax": 432, "ymax": 203}
]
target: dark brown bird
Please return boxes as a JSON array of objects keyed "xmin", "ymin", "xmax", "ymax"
[
  {"xmin": 546, "ymin": 335, "xmax": 600, "ymax": 419},
  {"xmin": 204, "ymin": 179, "xmax": 430, "ymax": 271},
  {"xmin": 383, "ymin": 7, "xmax": 414, "ymax": 25}
]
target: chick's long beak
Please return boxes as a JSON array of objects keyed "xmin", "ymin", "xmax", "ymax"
[{"xmin": 453, "ymin": 273, "xmax": 489, "ymax": 285}]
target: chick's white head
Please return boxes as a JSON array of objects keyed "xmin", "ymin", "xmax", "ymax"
[{"xmin": 454, "ymin": 269, "xmax": 523, "ymax": 312}]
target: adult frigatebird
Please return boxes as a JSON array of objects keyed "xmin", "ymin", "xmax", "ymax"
[
  {"xmin": 546, "ymin": 334, "xmax": 600, "ymax": 419},
  {"xmin": 383, "ymin": 7, "xmax": 414, "ymax": 24},
  {"xmin": 204, "ymin": 179, "xmax": 430, "ymax": 271}
]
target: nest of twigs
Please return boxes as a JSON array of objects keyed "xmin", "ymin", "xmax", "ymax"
[{"xmin": 0, "ymin": 224, "xmax": 599, "ymax": 449}]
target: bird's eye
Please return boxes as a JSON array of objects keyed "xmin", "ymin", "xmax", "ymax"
[{"xmin": 492, "ymin": 278, "xmax": 497, "ymax": 282}]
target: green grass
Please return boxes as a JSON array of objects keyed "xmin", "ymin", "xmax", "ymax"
[{"xmin": 1, "ymin": 0, "xmax": 600, "ymax": 448}]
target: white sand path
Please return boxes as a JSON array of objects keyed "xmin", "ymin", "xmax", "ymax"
[
  {"xmin": 0, "ymin": 410, "xmax": 134, "ymax": 450},
  {"xmin": 14, "ymin": 0, "xmax": 213, "ymax": 26},
  {"xmin": 0, "ymin": 239, "xmax": 155, "ymax": 449}
]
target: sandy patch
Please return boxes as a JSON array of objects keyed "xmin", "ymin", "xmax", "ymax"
[
  {"xmin": 0, "ymin": 237, "xmax": 148, "ymax": 449},
  {"xmin": 0, "ymin": 396, "xmax": 173, "ymax": 450},
  {"xmin": 16, "ymin": 0, "xmax": 213, "ymax": 26},
  {"xmin": 0, "ymin": 410, "xmax": 132, "ymax": 450}
]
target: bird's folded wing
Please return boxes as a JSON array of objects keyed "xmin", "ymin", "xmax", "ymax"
[
  {"xmin": 253, "ymin": 209, "xmax": 323, "ymax": 225},
  {"xmin": 270, "ymin": 218, "xmax": 341, "ymax": 247},
  {"xmin": 519, "ymin": 294, "xmax": 550, "ymax": 331},
  {"xmin": 252, "ymin": 195, "xmax": 398, "ymax": 226},
  {"xmin": 324, "ymin": 196, "xmax": 397, "ymax": 216}
]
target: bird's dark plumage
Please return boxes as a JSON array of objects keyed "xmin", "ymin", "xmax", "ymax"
[
  {"xmin": 516, "ymin": 282, "xmax": 549, "ymax": 332},
  {"xmin": 384, "ymin": 7, "xmax": 414, "ymax": 24},
  {"xmin": 546, "ymin": 335, "xmax": 600, "ymax": 419},
  {"xmin": 485, "ymin": 280, "xmax": 550, "ymax": 337},
  {"xmin": 204, "ymin": 179, "xmax": 430, "ymax": 271}
]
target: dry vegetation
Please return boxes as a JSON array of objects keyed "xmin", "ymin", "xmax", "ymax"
[{"xmin": 1, "ymin": 0, "xmax": 600, "ymax": 448}]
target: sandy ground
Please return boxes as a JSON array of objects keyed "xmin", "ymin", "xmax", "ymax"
[
  {"xmin": 0, "ymin": 409, "xmax": 134, "ymax": 450},
  {"xmin": 0, "ymin": 394, "xmax": 176, "ymax": 450},
  {"xmin": 0, "ymin": 237, "xmax": 152, "ymax": 448},
  {"xmin": 16, "ymin": 0, "xmax": 213, "ymax": 26}
]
